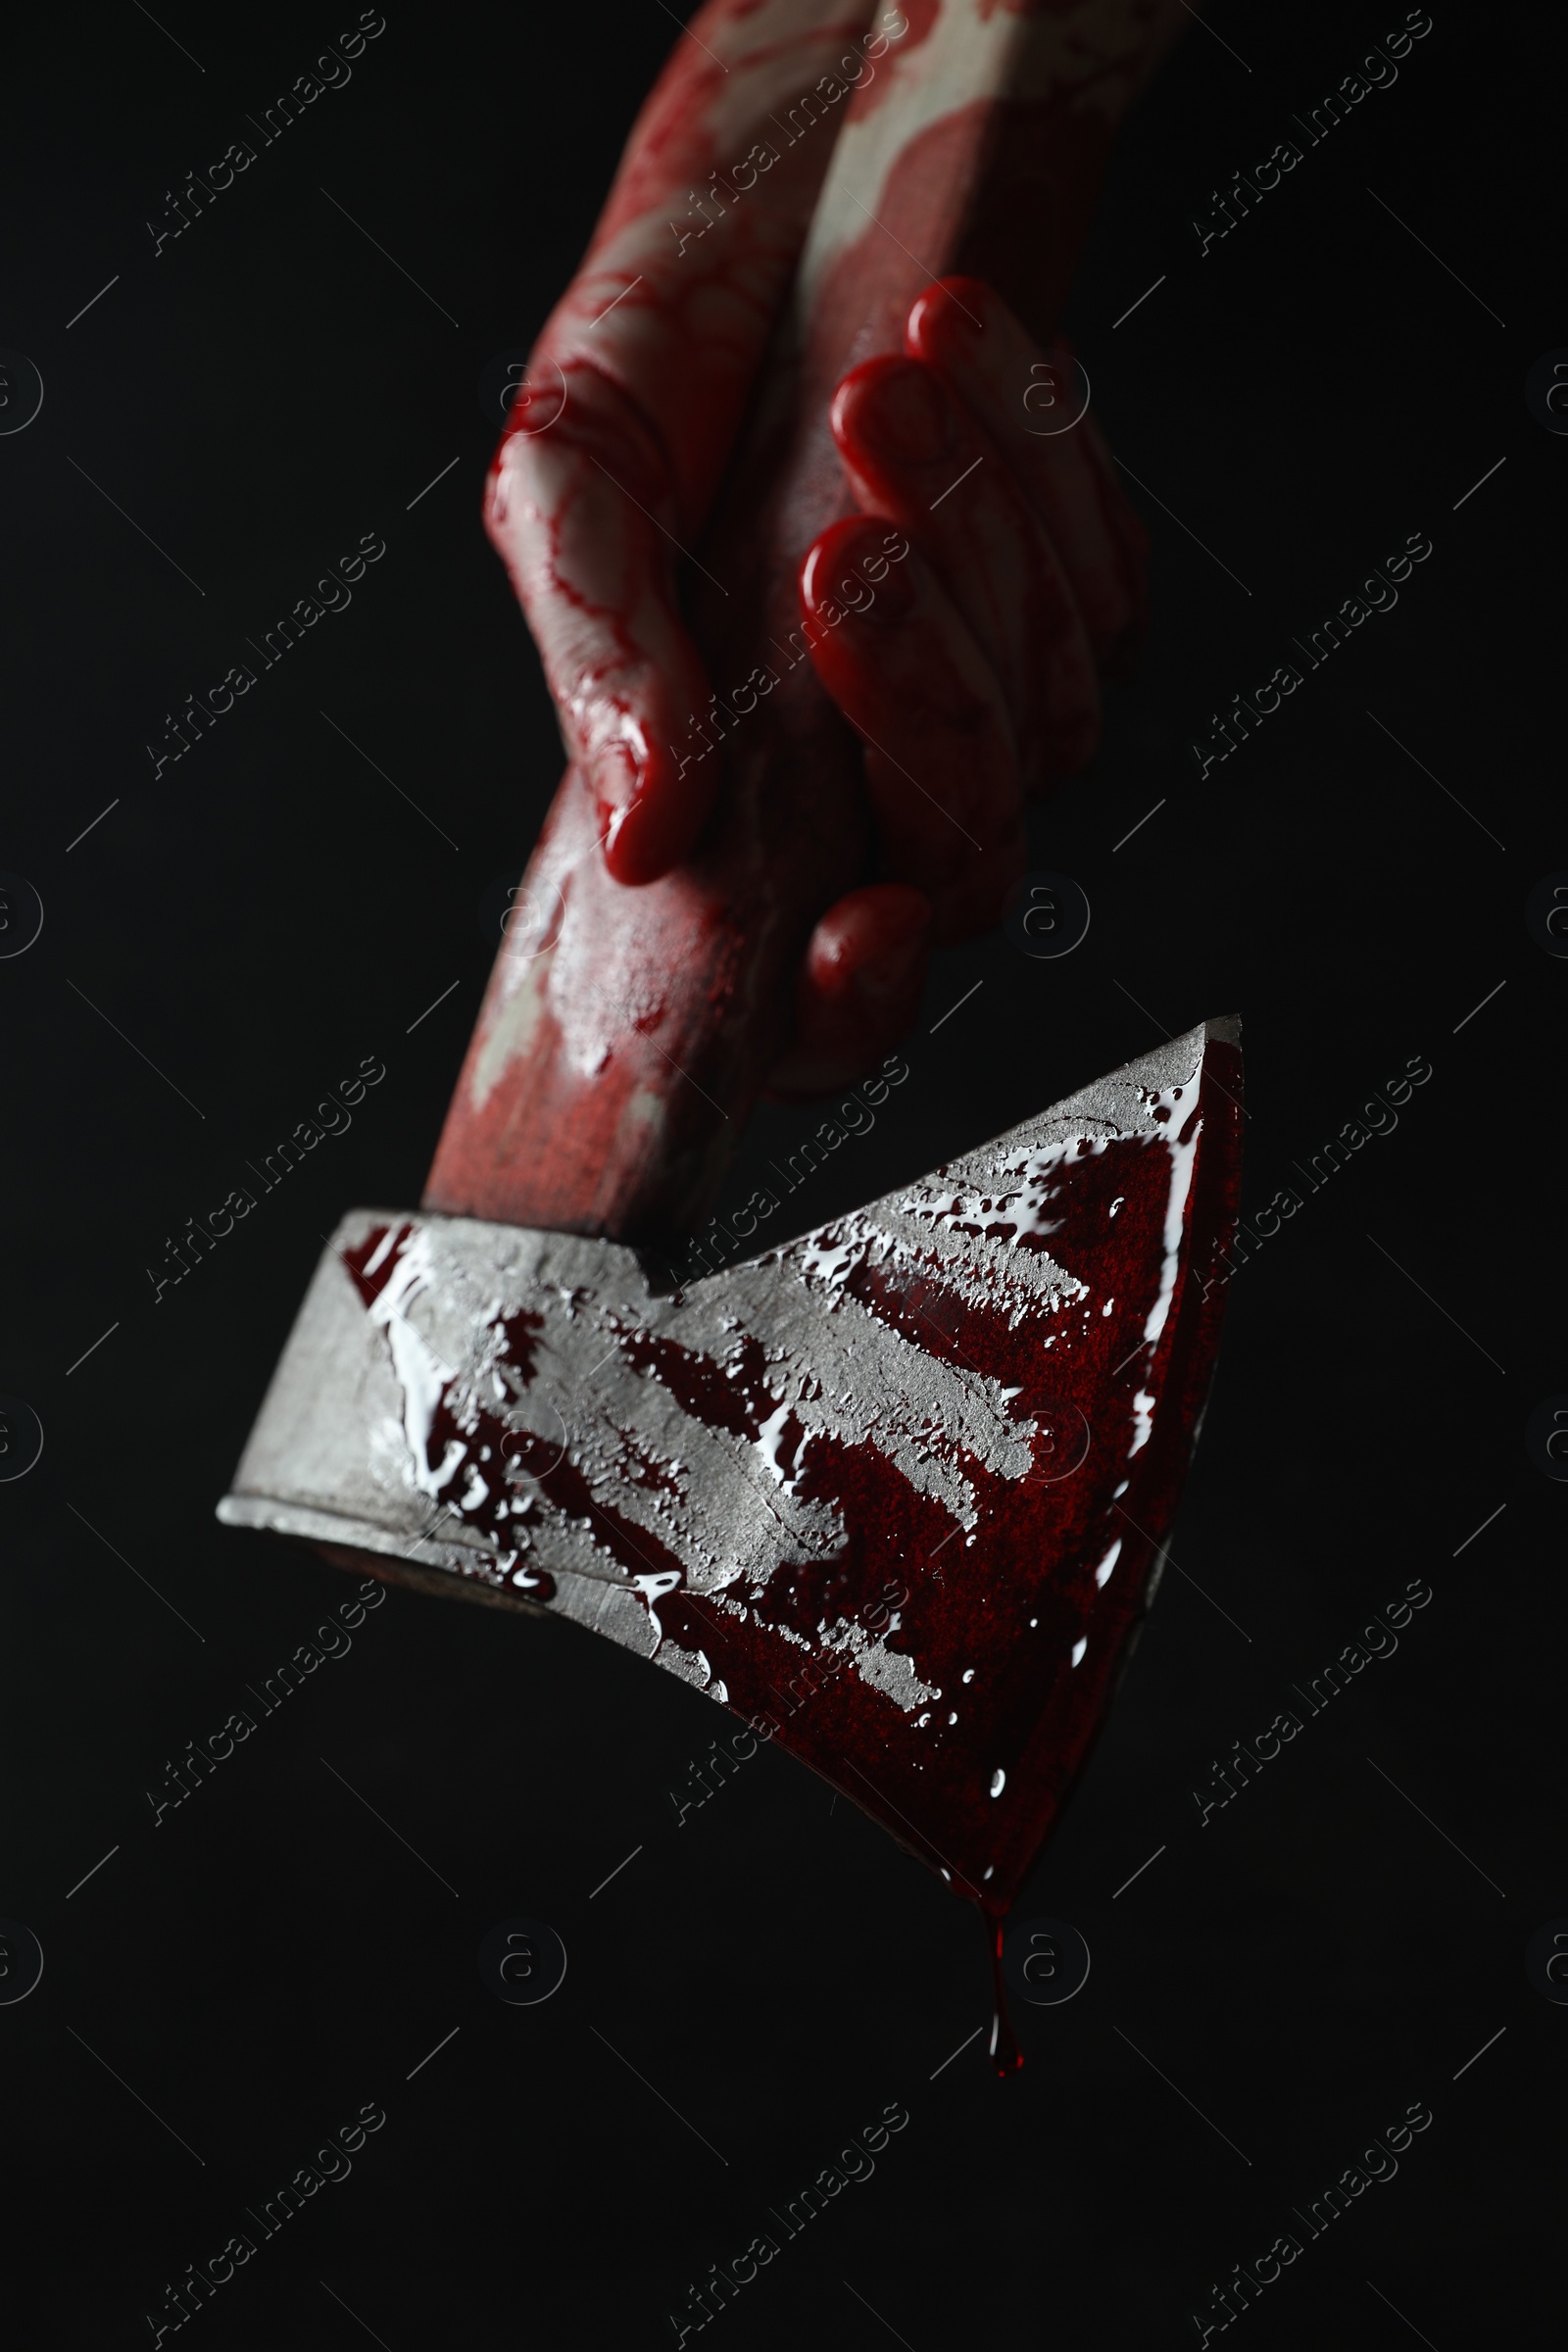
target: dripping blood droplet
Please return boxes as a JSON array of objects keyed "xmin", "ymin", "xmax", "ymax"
[{"xmin": 987, "ymin": 1912, "xmax": 1023, "ymax": 2078}]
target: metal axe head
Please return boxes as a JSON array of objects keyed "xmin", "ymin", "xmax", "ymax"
[{"xmin": 220, "ymin": 1017, "xmax": 1242, "ymax": 1920}]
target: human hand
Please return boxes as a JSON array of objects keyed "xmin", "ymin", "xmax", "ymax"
[
  {"xmin": 772, "ymin": 271, "xmax": 1148, "ymax": 1093},
  {"xmin": 482, "ymin": 5, "xmax": 1149, "ymax": 1098}
]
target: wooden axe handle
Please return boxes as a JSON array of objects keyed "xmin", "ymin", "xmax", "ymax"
[{"xmin": 424, "ymin": 0, "xmax": 1181, "ymax": 1250}]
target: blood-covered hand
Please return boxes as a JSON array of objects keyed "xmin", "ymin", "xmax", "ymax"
[
  {"xmin": 775, "ymin": 272, "xmax": 1147, "ymax": 1092},
  {"xmin": 483, "ymin": 1, "xmax": 1149, "ymax": 1099}
]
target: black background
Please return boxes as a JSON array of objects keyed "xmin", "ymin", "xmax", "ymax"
[{"xmin": 2, "ymin": 2, "xmax": 1558, "ymax": 2344}]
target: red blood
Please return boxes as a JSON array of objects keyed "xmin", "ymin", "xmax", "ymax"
[
  {"xmin": 365, "ymin": 1045, "xmax": 1242, "ymax": 1989},
  {"xmin": 989, "ymin": 1918, "xmax": 1024, "ymax": 2079},
  {"xmin": 361, "ymin": 7, "xmax": 1211, "ymax": 2076},
  {"xmin": 342, "ymin": 1221, "xmax": 416, "ymax": 1309}
]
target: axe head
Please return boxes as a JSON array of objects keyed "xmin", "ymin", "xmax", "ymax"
[{"xmin": 220, "ymin": 1018, "xmax": 1242, "ymax": 1918}]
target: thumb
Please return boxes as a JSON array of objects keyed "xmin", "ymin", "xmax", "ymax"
[{"xmin": 485, "ymin": 362, "xmax": 716, "ymax": 885}]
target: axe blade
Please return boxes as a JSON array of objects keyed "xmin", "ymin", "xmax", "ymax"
[{"xmin": 220, "ymin": 1017, "xmax": 1242, "ymax": 1915}]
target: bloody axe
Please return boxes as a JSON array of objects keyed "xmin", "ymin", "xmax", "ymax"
[{"xmin": 220, "ymin": 0, "xmax": 1240, "ymax": 2051}]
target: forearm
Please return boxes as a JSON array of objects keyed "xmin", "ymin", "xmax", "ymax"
[{"xmin": 526, "ymin": 0, "xmax": 895, "ymax": 522}]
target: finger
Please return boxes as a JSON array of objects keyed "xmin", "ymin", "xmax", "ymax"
[
  {"xmin": 829, "ymin": 353, "xmax": 1100, "ymax": 789},
  {"xmin": 906, "ymin": 276, "xmax": 1148, "ymax": 667},
  {"xmin": 767, "ymin": 884, "xmax": 932, "ymax": 1101},
  {"xmin": 485, "ymin": 362, "xmax": 715, "ymax": 886},
  {"xmin": 799, "ymin": 516, "xmax": 1024, "ymax": 942}
]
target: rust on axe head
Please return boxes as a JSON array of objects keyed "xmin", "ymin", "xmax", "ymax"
[{"xmin": 220, "ymin": 1017, "xmax": 1242, "ymax": 1918}]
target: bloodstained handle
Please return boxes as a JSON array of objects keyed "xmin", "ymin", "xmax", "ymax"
[{"xmin": 423, "ymin": 4, "xmax": 1181, "ymax": 1251}]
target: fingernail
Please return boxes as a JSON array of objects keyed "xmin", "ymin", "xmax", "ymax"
[
  {"xmin": 908, "ymin": 274, "xmax": 992, "ymax": 357},
  {"xmin": 833, "ymin": 529, "xmax": 917, "ymax": 624},
  {"xmin": 857, "ymin": 360, "xmax": 953, "ymax": 464},
  {"xmin": 853, "ymin": 922, "xmax": 929, "ymax": 1007},
  {"xmin": 802, "ymin": 520, "xmax": 920, "ymax": 627},
  {"xmin": 858, "ymin": 552, "xmax": 916, "ymax": 621}
]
